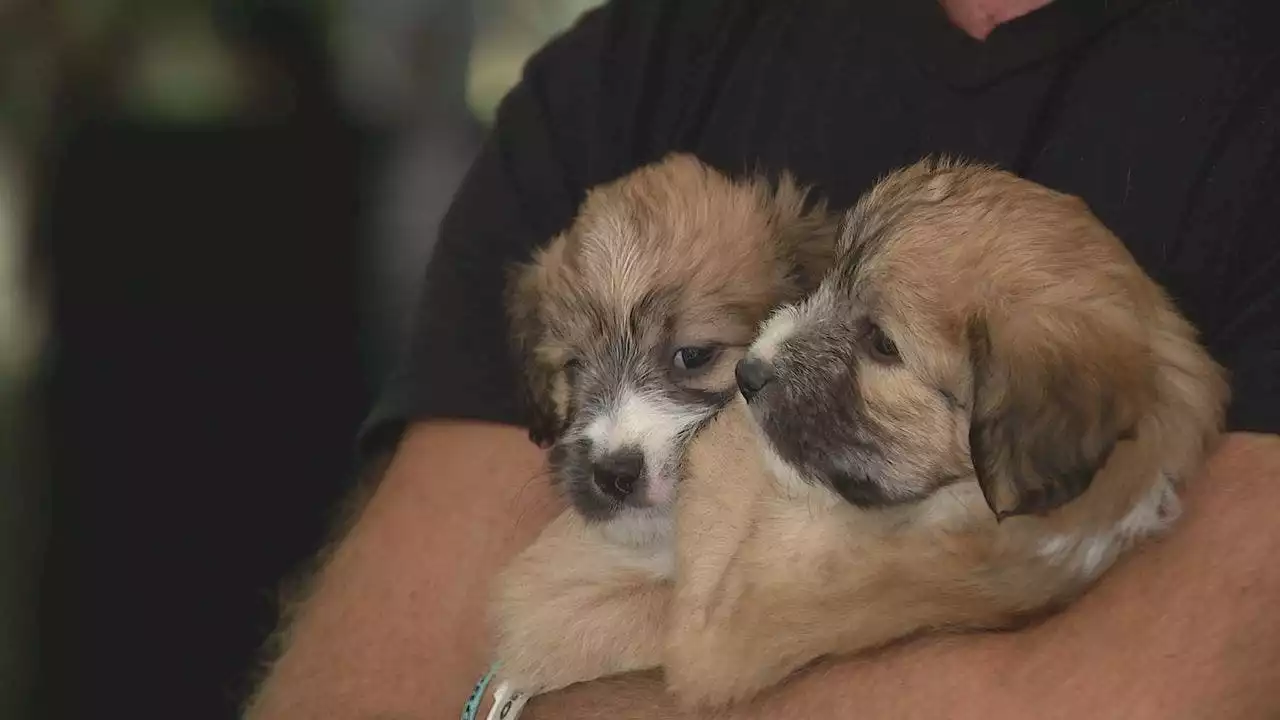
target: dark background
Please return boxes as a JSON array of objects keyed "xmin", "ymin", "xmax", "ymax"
[{"xmin": 0, "ymin": 1, "xmax": 600, "ymax": 717}]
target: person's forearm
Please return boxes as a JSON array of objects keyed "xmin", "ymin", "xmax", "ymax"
[
  {"xmin": 1004, "ymin": 432, "xmax": 1280, "ymax": 720},
  {"xmin": 527, "ymin": 433, "xmax": 1280, "ymax": 719},
  {"xmin": 245, "ymin": 421, "xmax": 561, "ymax": 720},
  {"xmin": 521, "ymin": 636, "xmax": 1021, "ymax": 720}
]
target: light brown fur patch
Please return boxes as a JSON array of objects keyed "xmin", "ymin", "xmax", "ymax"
[{"xmin": 505, "ymin": 153, "xmax": 836, "ymax": 446}]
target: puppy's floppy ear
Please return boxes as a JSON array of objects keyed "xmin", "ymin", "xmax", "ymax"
[
  {"xmin": 768, "ymin": 172, "xmax": 840, "ymax": 294},
  {"xmin": 966, "ymin": 312, "xmax": 1150, "ymax": 520},
  {"xmin": 505, "ymin": 261, "xmax": 565, "ymax": 449}
]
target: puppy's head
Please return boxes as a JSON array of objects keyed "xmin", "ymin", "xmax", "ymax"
[
  {"xmin": 508, "ymin": 153, "xmax": 835, "ymax": 522},
  {"xmin": 741, "ymin": 159, "xmax": 1225, "ymax": 520}
]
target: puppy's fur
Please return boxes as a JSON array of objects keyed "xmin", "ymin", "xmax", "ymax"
[
  {"xmin": 495, "ymin": 159, "xmax": 1229, "ymax": 710},
  {"xmin": 495, "ymin": 153, "xmax": 837, "ymax": 692},
  {"xmin": 506, "ymin": 153, "xmax": 834, "ymax": 528},
  {"xmin": 666, "ymin": 160, "xmax": 1229, "ymax": 705}
]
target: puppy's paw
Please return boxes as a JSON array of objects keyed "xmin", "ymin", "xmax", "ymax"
[
  {"xmin": 491, "ymin": 579, "xmax": 619, "ymax": 695},
  {"xmin": 492, "ymin": 517, "xmax": 673, "ymax": 694},
  {"xmin": 663, "ymin": 631, "xmax": 784, "ymax": 710},
  {"xmin": 489, "ymin": 639, "xmax": 563, "ymax": 697}
]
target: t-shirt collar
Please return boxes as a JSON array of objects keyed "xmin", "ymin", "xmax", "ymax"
[{"xmin": 880, "ymin": 0, "xmax": 1157, "ymax": 89}]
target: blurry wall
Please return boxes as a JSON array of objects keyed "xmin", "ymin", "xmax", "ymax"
[
  {"xmin": 33, "ymin": 6, "xmax": 372, "ymax": 718},
  {"xmin": 1, "ymin": 128, "xmax": 45, "ymax": 720},
  {"xmin": 0, "ymin": 1, "xmax": 601, "ymax": 718},
  {"xmin": 338, "ymin": 0, "xmax": 602, "ymax": 374},
  {"xmin": 334, "ymin": 0, "xmax": 484, "ymax": 377}
]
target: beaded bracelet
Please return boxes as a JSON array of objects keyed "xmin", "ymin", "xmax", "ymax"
[
  {"xmin": 459, "ymin": 664, "xmax": 496, "ymax": 720},
  {"xmin": 461, "ymin": 665, "xmax": 530, "ymax": 720}
]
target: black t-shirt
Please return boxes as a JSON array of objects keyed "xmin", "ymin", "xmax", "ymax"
[{"xmin": 362, "ymin": 0, "xmax": 1280, "ymax": 458}]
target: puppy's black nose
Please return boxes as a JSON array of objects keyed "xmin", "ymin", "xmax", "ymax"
[
  {"xmin": 592, "ymin": 451, "xmax": 645, "ymax": 502},
  {"xmin": 735, "ymin": 357, "xmax": 774, "ymax": 401}
]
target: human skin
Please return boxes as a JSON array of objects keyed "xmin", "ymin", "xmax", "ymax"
[{"xmin": 243, "ymin": 424, "xmax": 1280, "ymax": 720}]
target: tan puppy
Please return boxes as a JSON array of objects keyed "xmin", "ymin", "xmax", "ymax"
[
  {"xmin": 495, "ymin": 159, "xmax": 1229, "ymax": 711},
  {"xmin": 671, "ymin": 159, "xmax": 1229, "ymax": 707},
  {"xmin": 494, "ymin": 153, "xmax": 838, "ymax": 696}
]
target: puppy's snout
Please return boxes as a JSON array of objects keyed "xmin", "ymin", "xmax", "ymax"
[
  {"xmin": 736, "ymin": 357, "xmax": 775, "ymax": 401},
  {"xmin": 592, "ymin": 450, "xmax": 645, "ymax": 501}
]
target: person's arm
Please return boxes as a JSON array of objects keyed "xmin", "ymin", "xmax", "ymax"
[
  {"xmin": 244, "ymin": 421, "xmax": 559, "ymax": 718},
  {"xmin": 522, "ymin": 432, "xmax": 1280, "ymax": 720},
  {"xmin": 245, "ymin": 2, "xmax": 751, "ymax": 716}
]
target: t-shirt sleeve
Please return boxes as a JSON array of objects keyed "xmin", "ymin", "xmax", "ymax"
[
  {"xmin": 1200, "ymin": 153, "xmax": 1280, "ymax": 436},
  {"xmin": 1176, "ymin": 64, "xmax": 1280, "ymax": 436},
  {"xmin": 358, "ymin": 0, "xmax": 735, "ymax": 458}
]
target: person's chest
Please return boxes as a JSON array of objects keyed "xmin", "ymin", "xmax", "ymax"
[{"xmin": 668, "ymin": 9, "xmax": 1236, "ymax": 291}]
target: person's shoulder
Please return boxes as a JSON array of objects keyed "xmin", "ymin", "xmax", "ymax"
[
  {"xmin": 510, "ymin": 0, "xmax": 790, "ymax": 189},
  {"xmin": 516, "ymin": 0, "xmax": 769, "ymax": 115},
  {"xmin": 531, "ymin": 0, "xmax": 762, "ymax": 61}
]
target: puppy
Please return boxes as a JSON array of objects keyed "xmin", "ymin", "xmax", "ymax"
[
  {"xmin": 485, "ymin": 158, "xmax": 1229, "ymax": 713},
  {"xmin": 665, "ymin": 158, "xmax": 1230, "ymax": 706},
  {"xmin": 493, "ymin": 153, "xmax": 838, "ymax": 695}
]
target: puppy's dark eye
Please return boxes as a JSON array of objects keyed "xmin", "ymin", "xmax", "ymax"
[
  {"xmin": 563, "ymin": 358, "xmax": 582, "ymax": 373},
  {"xmin": 672, "ymin": 345, "xmax": 718, "ymax": 372},
  {"xmin": 868, "ymin": 324, "xmax": 900, "ymax": 363}
]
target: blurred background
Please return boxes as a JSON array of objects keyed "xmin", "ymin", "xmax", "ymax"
[{"xmin": 0, "ymin": 0, "xmax": 601, "ymax": 717}]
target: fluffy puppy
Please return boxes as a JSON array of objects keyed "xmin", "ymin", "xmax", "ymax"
[
  {"xmin": 665, "ymin": 159, "xmax": 1230, "ymax": 706},
  {"xmin": 506, "ymin": 153, "xmax": 835, "ymax": 528},
  {"xmin": 488, "ymin": 158, "xmax": 1228, "ymax": 713},
  {"xmin": 494, "ymin": 153, "xmax": 837, "ymax": 694}
]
